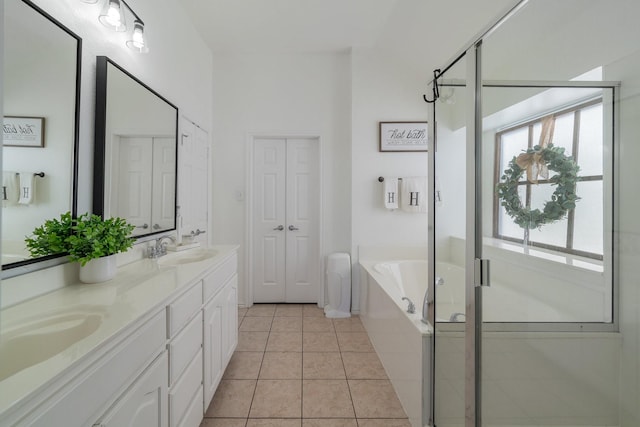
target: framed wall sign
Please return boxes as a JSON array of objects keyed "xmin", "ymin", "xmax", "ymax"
[
  {"xmin": 3, "ymin": 116, "xmax": 45, "ymax": 147},
  {"xmin": 379, "ymin": 121, "xmax": 428, "ymax": 152}
]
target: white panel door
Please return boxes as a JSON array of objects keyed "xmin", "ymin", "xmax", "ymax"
[
  {"xmin": 151, "ymin": 137, "xmax": 176, "ymax": 232},
  {"xmin": 179, "ymin": 119, "xmax": 209, "ymax": 243},
  {"xmin": 285, "ymin": 139, "xmax": 319, "ymax": 302},
  {"xmin": 252, "ymin": 137, "xmax": 319, "ymax": 303},
  {"xmin": 253, "ymin": 138, "xmax": 287, "ymax": 302},
  {"xmin": 117, "ymin": 137, "xmax": 152, "ymax": 236}
]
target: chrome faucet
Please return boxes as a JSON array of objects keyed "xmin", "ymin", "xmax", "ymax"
[
  {"xmin": 401, "ymin": 297, "xmax": 416, "ymax": 314},
  {"xmin": 449, "ymin": 312, "xmax": 466, "ymax": 322},
  {"xmin": 148, "ymin": 235, "xmax": 175, "ymax": 259},
  {"xmin": 421, "ymin": 276, "xmax": 445, "ymax": 324}
]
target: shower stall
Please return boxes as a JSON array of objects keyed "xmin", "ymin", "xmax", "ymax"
[{"xmin": 428, "ymin": 1, "xmax": 640, "ymax": 426}]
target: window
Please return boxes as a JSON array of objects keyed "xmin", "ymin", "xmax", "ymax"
[{"xmin": 493, "ymin": 99, "xmax": 604, "ymax": 260}]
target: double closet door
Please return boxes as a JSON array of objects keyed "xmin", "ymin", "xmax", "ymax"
[{"xmin": 252, "ymin": 137, "xmax": 320, "ymax": 303}]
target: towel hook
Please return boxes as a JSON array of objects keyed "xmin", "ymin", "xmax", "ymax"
[{"xmin": 423, "ymin": 69, "xmax": 442, "ymax": 104}]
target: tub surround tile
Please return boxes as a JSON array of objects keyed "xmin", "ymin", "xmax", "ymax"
[
  {"xmin": 303, "ymin": 352, "xmax": 346, "ymax": 379},
  {"xmin": 272, "ymin": 316, "xmax": 303, "ymax": 332},
  {"xmin": 223, "ymin": 352, "xmax": 264, "ymax": 379},
  {"xmin": 237, "ymin": 331, "xmax": 269, "ymax": 352},
  {"xmin": 275, "ymin": 304, "xmax": 304, "ymax": 317},
  {"xmin": 348, "ymin": 380, "xmax": 406, "ymax": 419},
  {"xmin": 246, "ymin": 304, "xmax": 277, "ymax": 317},
  {"xmin": 259, "ymin": 352, "xmax": 302, "ymax": 379},
  {"xmin": 240, "ymin": 316, "xmax": 273, "ymax": 332},
  {"xmin": 302, "ymin": 379, "xmax": 355, "ymax": 418},
  {"xmin": 206, "ymin": 379, "xmax": 257, "ymax": 418},
  {"xmin": 341, "ymin": 353, "xmax": 387, "ymax": 380},
  {"xmin": 337, "ymin": 333, "xmax": 374, "ymax": 352},
  {"xmin": 249, "ymin": 379, "xmax": 302, "ymax": 418},
  {"xmin": 267, "ymin": 332, "xmax": 303, "ymax": 352},
  {"xmin": 303, "ymin": 332, "xmax": 340, "ymax": 352}
]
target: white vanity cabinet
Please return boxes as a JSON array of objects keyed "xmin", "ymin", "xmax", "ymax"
[
  {"xmin": 0, "ymin": 246, "xmax": 239, "ymax": 427},
  {"xmin": 202, "ymin": 253, "xmax": 238, "ymax": 405}
]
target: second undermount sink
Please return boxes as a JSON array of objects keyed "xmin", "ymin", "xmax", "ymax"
[
  {"xmin": 0, "ymin": 308, "xmax": 104, "ymax": 381},
  {"xmin": 158, "ymin": 248, "xmax": 219, "ymax": 266}
]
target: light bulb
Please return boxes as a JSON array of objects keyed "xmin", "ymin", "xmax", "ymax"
[
  {"xmin": 126, "ymin": 20, "xmax": 149, "ymax": 53},
  {"xmin": 99, "ymin": 0, "xmax": 126, "ymax": 32}
]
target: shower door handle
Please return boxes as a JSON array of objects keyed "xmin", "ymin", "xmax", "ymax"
[
  {"xmin": 288, "ymin": 225, "xmax": 299, "ymax": 231},
  {"xmin": 474, "ymin": 258, "xmax": 491, "ymax": 287}
]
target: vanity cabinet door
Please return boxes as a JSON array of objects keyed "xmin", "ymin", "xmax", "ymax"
[
  {"xmin": 203, "ymin": 291, "xmax": 224, "ymax": 405},
  {"xmin": 94, "ymin": 351, "xmax": 168, "ymax": 427},
  {"xmin": 223, "ymin": 275, "xmax": 238, "ymax": 364}
]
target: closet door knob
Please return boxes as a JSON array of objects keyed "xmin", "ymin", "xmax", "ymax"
[
  {"xmin": 273, "ymin": 225, "xmax": 284, "ymax": 231},
  {"xmin": 288, "ymin": 225, "xmax": 299, "ymax": 231}
]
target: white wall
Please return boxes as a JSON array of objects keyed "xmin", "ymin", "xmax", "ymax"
[
  {"xmin": 210, "ymin": 52, "xmax": 351, "ymax": 306},
  {"xmin": 350, "ymin": 48, "xmax": 430, "ymax": 311}
]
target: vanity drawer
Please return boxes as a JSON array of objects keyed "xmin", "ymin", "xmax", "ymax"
[
  {"xmin": 169, "ymin": 310, "xmax": 203, "ymax": 386},
  {"xmin": 167, "ymin": 281, "xmax": 203, "ymax": 338},
  {"xmin": 203, "ymin": 252, "xmax": 237, "ymax": 302},
  {"xmin": 169, "ymin": 349, "xmax": 203, "ymax": 427}
]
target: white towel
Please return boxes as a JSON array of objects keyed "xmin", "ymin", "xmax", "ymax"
[
  {"xmin": 3, "ymin": 172, "xmax": 19, "ymax": 207},
  {"xmin": 400, "ymin": 176, "xmax": 427, "ymax": 213},
  {"xmin": 383, "ymin": 177, "xmax": 399, "ymax": 210},
  {"xmin": 18, "ymin": 172, "xmax": 35, "ymax": 205}
]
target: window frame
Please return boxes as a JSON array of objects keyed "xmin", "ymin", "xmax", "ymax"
[{"xmin": 493, "ymin": 97, "xmax": 604, "ymax": 260}]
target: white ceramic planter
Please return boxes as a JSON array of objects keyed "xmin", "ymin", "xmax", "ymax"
[{"xmin": 79, "ymin": 254, "xmax": 117, "ymax": 284}]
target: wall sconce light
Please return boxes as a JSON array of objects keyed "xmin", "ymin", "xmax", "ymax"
[
  {"xmin": 99, "ymin": 0, "xmax": 127, "ymax": 32},
  {"xmin": 81, "ymin": 0, "xmax": 148, "ymax": 53}
]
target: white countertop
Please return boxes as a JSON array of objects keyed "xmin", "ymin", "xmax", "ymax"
[{"xmin": 0, "ymin": 245, "xmax": 238, "ymax": 417}]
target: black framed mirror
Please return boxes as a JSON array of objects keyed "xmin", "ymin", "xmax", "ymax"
[
  {"xmin": 2, "ymin": 0, "xmax": 81, "ymax": 277},
  {"xmin": 93, "ymin": 56, "xmax": 178, "ymax": 239}
]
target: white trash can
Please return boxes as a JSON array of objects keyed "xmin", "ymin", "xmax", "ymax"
[{"xmin": 324, "ymin": 252, "xmax": 351, "ymax": 318}]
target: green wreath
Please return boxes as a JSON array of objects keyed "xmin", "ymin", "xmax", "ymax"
[{"xmin": 496, "ymin": 144, "xmax": 580, "ymax": 230}]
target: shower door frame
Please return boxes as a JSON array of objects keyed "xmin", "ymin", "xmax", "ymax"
[{"xmin": 428, "ymin": 2, "xmax": 621, "ymax": 426}]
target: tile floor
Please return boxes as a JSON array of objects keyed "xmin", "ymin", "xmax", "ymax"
[{"xmin": 201, "ymin": 304, "xmax": 411, "ymax": 427}]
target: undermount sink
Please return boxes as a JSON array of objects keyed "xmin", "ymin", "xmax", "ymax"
[
  {"xmin": 158, "ymin": 248, "xmax": 219, "ymax": 266},
  {"xmin": 0, "ymin": 309, "xmax": 104, "ymax": 381}
]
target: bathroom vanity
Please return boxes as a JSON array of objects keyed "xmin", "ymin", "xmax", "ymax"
[{"xmin": 0, "ymin": 245, "xmax": 238, "ymax": 427}]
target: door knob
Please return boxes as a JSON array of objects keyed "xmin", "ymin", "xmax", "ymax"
[
  {"xmin": 136, "ymin": 223, "xmax": 149, "ymax": 229},
  {"xmin": 288, "ymin": 225, "xmax": 299, "ymax": 231},
  {"xmin": 273, "ymin": 225, "xmax": 284, "ymax": 231}
]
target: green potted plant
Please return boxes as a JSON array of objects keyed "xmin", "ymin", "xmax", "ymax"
[{"xmin": 25, "ymin": 212, "xmax": 135, "ymax": 283}]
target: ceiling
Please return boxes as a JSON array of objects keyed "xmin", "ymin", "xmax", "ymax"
[{"xmin": 178, "ymin": 0, "xmax": 519, "ymax": 66}]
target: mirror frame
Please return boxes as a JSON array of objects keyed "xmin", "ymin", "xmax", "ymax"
[
  {"xmin": 1, "ymin": 0, "xmax": 82, "ymax": 277},
  {"xmin": 93, "ymin": 56, "xmax": 179, "ymax": 239}
]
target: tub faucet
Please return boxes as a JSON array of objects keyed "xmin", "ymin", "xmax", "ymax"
[
  {"xmin": 421, "ymin": 277, "xmax": 444, "ymax": 324},
  {"xmin": 401, "ymin": 297, "xmax": 415, "ymax": 314},
  {"xmin": 450, "ymin": 312, "xmax": 466, "ymax": 322}
]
